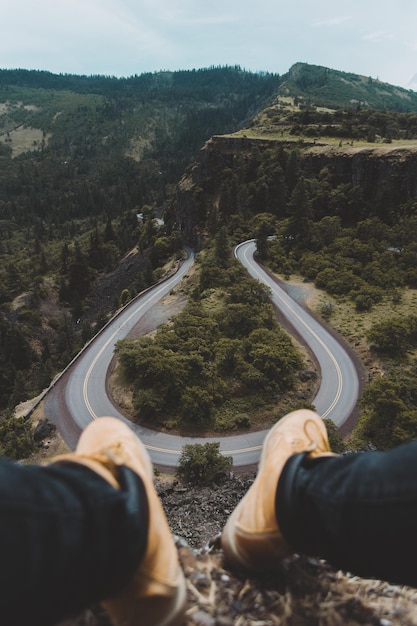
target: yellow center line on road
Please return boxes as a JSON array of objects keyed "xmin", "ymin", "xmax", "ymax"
[
  {"xmin": 83, "ymin": 270, "xmax": 189, "ymax": 420},
  {"xmin": 241, "ymin": 243, "xmax": 343, "ymax": 419},
  {"xmin": 81, "ymin": 243, "xmax": 343, "ymax": 462},
  {"xmin": 143, "ymin": 443, "xmax": 263, "ymax": 455}
]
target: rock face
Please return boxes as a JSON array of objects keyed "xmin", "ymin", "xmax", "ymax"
[
  {"xmin": 176, "ymin": 136, "xmax": 417, "ymax": 241},
  {"xmin": 303, "ymin": 145, "xmax": 417, "ymax": 204},
  {"xmin": 33, "ymin": 419, "xmax": 57, "ymax": 443},
  {"xmin": 156, "ymin": 474, "xmax": 255, "ymax": 549}
]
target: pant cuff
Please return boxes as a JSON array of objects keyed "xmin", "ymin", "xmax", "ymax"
[{"xmin": 275, "ymin": 452, "xmax": 307, "ymax": 552}]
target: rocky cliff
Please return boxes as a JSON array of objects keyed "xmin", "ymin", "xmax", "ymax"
[
  {"xmin": 176, "ymin": 135, "xmax": 279, "ymax": 241},
  {"xmin": 303, "ymin": 144, "xmax": 417, "ymax": 204},
  {"xmin": 176, "ymin": 136, "xmax": 417, "ymax": 241}
]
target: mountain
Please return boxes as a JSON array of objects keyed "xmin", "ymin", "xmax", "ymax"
[
  {"xmin": 407, "ymin": 72, "xmax": 417, "ymax": 93},
  {"xmin": 277, "ymin": 62, "xmax": 417, "ymax": 112}
]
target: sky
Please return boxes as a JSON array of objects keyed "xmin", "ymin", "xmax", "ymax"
[{"xmin": 1, "ymin": 0, "xmax": 417, "ymax": 90}]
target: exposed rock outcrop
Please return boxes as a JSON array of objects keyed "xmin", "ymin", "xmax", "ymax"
[
  {"xmin": 176, "ymin": 136, "xmax": 417, "ymax": 242},
  {"xmin": 303, "ymin": 144, "xmax": 417, "ymax": 203}
]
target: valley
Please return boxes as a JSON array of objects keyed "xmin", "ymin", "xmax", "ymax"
[{"xmin": 2, "ymin": 63, "xmax": 417, "ymax": 459}]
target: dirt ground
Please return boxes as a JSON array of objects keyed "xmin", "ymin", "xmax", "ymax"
[{"xmin": 56, "ymin": 475, "xmax": 417, "ymax": 626}]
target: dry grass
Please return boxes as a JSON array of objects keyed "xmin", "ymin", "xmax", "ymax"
[
  {"xmin": 311, "ymin": 284, "xmax": 417, "ymax": 349},
  {"xmin": 125, "ymin": 135, "xmax": 153, "ymax": 161},
  {"xmin": 179, "ymin": 547, "xmax": 417, "ymax": 626},
  {"xmin": 0, "ymin": 126, "xmax": 51, "ymax": 158},
  {"xmin": 228, "ymin": 126, "xmax": 417, "ymax": 150},
  {"xmin": 272, "ymin": 274, "xmax": 417, "ymax": 399}
]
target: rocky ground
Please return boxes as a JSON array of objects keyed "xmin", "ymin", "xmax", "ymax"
[{"xmin": 55, "ymin": 473, "xmax": 417, "ymax": 626}]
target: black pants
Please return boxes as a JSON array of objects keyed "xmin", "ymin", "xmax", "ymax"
[
  {"xmin": 0, "ymin": 459, "xmax": 148, "ymax": 626},
  {"xmin": 277, "ymin": 440, "xmax": 417, "ymax": 587}
]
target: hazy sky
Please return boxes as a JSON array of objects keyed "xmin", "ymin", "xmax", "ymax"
[{"xmin": 1, "ymin": 0, "xmax": 417, "ymax": 89}]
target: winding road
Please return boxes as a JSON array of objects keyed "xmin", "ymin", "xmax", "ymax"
[{"xmin": 45, "ymin": 240, "xmax": 360, "ymax": 468}]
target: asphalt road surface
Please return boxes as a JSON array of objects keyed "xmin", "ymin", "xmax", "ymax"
[
  {"xmin": 45, "ymin": 242, "xmax": 359, "ymax": 467},
  {"xmin": 234, "ymin": 241, "xmax": 359, "ymax": 425}
]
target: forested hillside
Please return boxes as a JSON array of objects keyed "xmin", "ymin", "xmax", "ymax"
[
  {"xmin": 3, "ymin": 62, "xmax": 417, "ymax": 456},
  {"xmin": 278, "ymin": 62, "xmax": 417, "ymax": 112},
  {"xmin": 175, "ymin": 110, "xmax": 417, "ymax": 450},
  {"xmin": 0, "ymin": 66, "xmax": 280, "ymax": 418}
]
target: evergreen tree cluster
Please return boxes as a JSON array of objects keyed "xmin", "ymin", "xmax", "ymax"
[
  {"xmin": 356, "ymin": 373, "xmax": 417, "ymax": 450},
  {"xmin": 182, "ymin": 142, "xmax": 417, "ymax": 311},
  {"xmin": 0, "ymin": 66, "xmax": 279, "ymax": 414},
  {"xmin": 179, "ymin": 126, "xmax": 417, "ymax": 450},
  {"xmin": 116, "ymin": 243, "xmax": 302, "ymax": 432}
]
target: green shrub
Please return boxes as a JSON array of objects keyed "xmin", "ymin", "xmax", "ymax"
[
  {"xmin": 18, "ymin": 309, "xmax": 42, "ymax": 326},
  {"xmin": 176, "ymin": 442, "xmax": 232, "ymax": 485},
  {"xmin": 119, "ymin": 289, "xmax": 131, "ymax": 306},
  {"xmin": 320, "ymin": 301, "xmax": 334, "ymax": 319},
  {"xmin": 323, "ymin": 418, "xmax": 346, "ymax": 453},
  {"xmin": 0, "ymin": 413, "xmax": 35, "ymax": 460}
]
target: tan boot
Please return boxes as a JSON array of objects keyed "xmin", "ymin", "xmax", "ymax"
[
  {"xmin": 221, "ymin": 409, "xmax": 335, "ymax": 574},
  {"xmin": 52, "ymin": 417, "xmax": 186, "ymax": 626}
]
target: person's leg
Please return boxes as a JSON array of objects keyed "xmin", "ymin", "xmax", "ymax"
[
  {"xmin": 0, "ymin": 459, "xmax": 148, "ymax": 626},
  {"xmin": 276, "ymin": 441, "xmax": 417, "ymax": 587},
  {"xmin": 0, "ymin": 417, "xmax": 186, "ymax": 626},
  {"xmin": 222, "ymin": 409, "xmax": 417, "ymax": 588},
  {"xmin": 221, "ymin": 409, "xmax": 335, "ymax": 573},
  {"xmin": 69, "ymin": 417, "xmax": 186, "ymax": 626}
]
